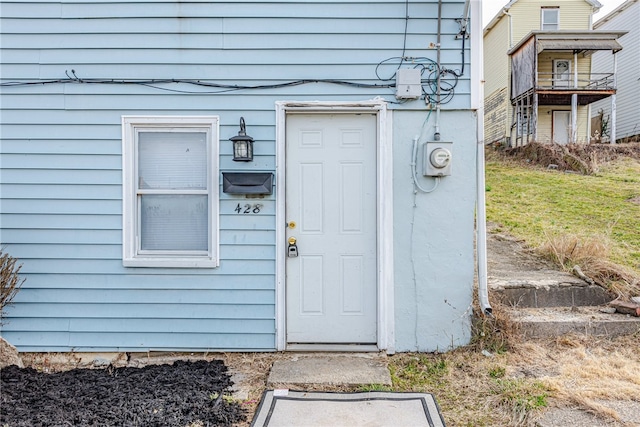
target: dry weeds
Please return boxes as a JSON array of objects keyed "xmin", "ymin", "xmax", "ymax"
[
  {"xmin": 486, "ymin": 144, "xmax": 640, "ymax": 300},
  {"xmin": 538, "ymin": 233, "xmax": 640, "ymax": 299},
  {"xmin": 219, "ymin": 313, "xmax": 640, "ymax": 427},
  {"xmin": 519, "ymin": 334, "xmax": 640, "ymax": 424},
  {"xmin": 0, "ymin": 248, "xmax": 26, "ymax": 320},
  {"xmin": 487, "ymin": 141, "xmax": 640, "ymax": 175}
]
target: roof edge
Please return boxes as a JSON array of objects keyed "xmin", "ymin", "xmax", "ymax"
[
  {"xmin": 483, "ymin": 0, "xmax": 518, "ymax": 34},
  {"xmin": 594, "ymin": 0, "xmax": 638, "ymax": 28},
  {"xmin": 484, "ymin": 0, "xmax": 603, "ymax": 34},
  {"xmin": 507, "ymin": 30, "xmax": 628, "ymax": 54}
]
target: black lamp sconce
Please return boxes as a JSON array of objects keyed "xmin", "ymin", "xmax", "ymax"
[{"xmin": 230, "ymin": 117, "xmax": 254, "ymax": 162}]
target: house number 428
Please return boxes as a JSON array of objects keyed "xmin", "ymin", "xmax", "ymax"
[{"xmin": 234, "ymin": 203, "xmax": 262, "ymax": 214}]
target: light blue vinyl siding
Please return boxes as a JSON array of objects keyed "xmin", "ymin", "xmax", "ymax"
[{"xmin": 0, "ymin": 0, "xmax": 472, "ymax": 351}]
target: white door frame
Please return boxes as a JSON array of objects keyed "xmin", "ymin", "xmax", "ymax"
[
  {"xmin": 552, "ymin": 110, "xmax": 571, "ymax": 144},
  {"xmin": 274, "ymin": 100, "xmax": 395, "ymax": 353}
]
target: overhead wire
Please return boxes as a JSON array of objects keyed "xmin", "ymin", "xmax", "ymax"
[
  {"xmin": 1, "ymin": 0, "xmax": 468, "ymax": 104},
  {"xmin": 0, "ymin": 72, "xmax": 395, "ymax": 93}
]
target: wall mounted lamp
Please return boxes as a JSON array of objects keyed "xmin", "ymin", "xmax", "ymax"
[{"xmin": 230, "ymin": 117, "xmax": 254, "ymax": 162}]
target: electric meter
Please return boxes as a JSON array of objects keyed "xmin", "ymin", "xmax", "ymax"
[
  {"xmin": 430, "ymin": 148, "xmax": 452, "ymax": 168},
  {"xmin": 423, "ymin": 141, "xmax": 453, "ymax": 176}
]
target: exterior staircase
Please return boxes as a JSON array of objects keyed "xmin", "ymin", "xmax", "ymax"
[
  {"xmin": 487, "ymin": 228, "xmax": 640, "ymax": 338},
  {"xmin": 493, "ymin": 279, "xmax": 640, "ymax": 338}
]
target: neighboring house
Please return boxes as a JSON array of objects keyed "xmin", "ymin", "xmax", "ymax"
[
  {"xmin": 590, "ymin": 0, "xmax": 640, "ymax": 143},
  {"xmin": 483, "ymin": 0, "xmax": 625, "ymax": 146},
  {"xmin": 0, "ymin": 0, "xmax": 485, "ymax": 354}
]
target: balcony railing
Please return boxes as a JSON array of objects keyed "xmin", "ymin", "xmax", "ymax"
[{"xmin": 536, "ymin": 73, "xmax": 615, "ymax": 90}]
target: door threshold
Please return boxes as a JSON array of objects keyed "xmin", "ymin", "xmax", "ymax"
[{"xmin": 286, "ymin": 344, "xmax": 379, "ymax": 352}]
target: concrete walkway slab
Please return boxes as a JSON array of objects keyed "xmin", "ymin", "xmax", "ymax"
[
  {"xmin": 536, "ymin": 401, "xmax": 640, "ymax": 427},
  {"xmin": 251, "ymin": 390, "xmax": 446, "ymax": 427},
  {"xmin": 536, "ymin": 407, "xmax": 623, "ymax": 426},
  {"xmin": 267, "ymin": 355, "xmax": 391, "ymax": 387}
]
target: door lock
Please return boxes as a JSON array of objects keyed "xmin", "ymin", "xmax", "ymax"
[{"xmin": 287, "ymin": 236, "xmax": 299, "ymax": 257}]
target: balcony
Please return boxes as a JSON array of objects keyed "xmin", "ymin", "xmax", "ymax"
[
  {"xmin": 536, "ymin": 72, "xmax": 615, "ymax": 90},
  {"xmin": 509, "ymin": 31, "xmax": 626, "ymax": 106},
  {"xmin": 535, "ymin": 72, "xmax": 616, "ymax": 105}
]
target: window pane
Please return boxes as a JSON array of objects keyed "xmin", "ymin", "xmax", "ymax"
[
  {"xmin": 138, "ymin": 131, "xmax": 207, "ymax": 189},
  {"xmin": 140, "ymin": 195, "xmax": 208, "ymax": 251},
  {"xmin": 542, "ymin": 9, "xmax": 559, "ymax": 30}
]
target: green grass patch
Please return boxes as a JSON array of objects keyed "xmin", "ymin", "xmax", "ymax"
[
  {"xmin": 485, "ymin": 157, "xmax": 640, "ymax": 276},
  {"xmin": 387, "ymin": 352, "xmax": 550, "ymax": 426},
  {"xmin": 492, "ymin": 378, "xmax": 548, "ymax": 425}
]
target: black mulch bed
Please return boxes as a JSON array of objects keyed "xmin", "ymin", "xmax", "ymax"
[{"xmin": 0, "ymin": 360, "xmax": 246, "ymax": 427}]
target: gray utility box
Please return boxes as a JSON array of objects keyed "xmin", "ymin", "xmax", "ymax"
[
  {"xmin": 423, "ymin": 141, "xmax": 453, "ymax": 177},
  {"xmin": 395, "ymin": 68, "xmax": 422, "ymax": 99}
]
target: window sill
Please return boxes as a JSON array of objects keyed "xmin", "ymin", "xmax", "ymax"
[{"xmin": 123, "ymin": 257, "xmax": 219, "ymax": 268}]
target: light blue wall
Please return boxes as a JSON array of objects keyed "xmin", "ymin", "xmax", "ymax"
[
  {"xmin": 0, "ymin": 0, "xmax": 475, "ymax": 352},
  {"xmin": 392, "ymin": 110, "xmax": 476, "ymax": 352}
]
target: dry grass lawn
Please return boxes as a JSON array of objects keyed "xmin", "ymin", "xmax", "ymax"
[
  {"xmin": 18, "ymin": 328, "xmax": 640, "ymax": 427},
  {"xmin": 217, "ymin": 330, "xmax": 640, "ymax": 427}
]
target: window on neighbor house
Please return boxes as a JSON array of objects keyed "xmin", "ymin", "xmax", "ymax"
[
  {"xmin": 122, "ymin": 116, "xmax": 219, "ymax": 268},
  {"xmin": 541, "ymin": 7, "xmax": 559, "ymax": 30}
]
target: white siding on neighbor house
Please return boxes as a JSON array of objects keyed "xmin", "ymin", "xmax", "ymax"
[
  {"xmin": 507, "ymin": 0, "xmax": 596, "ymax": 42},
  {"xmin": 537, "ymin": 105, "xmax": 590, "ymax": 142},
  {"xmin": 0, "ymin": 0, "xmax": 473, "ymax": 352},
  {"xmin": 483, "ymin": 0, "xmax": 599, "ymax": 144},
  {"xmin": 591, "ymin": 0, "xmax": 640, "ymax": 141},
  {"xmin": 483, "ymin": 17, "xmax": 511, "ymax": 143}
]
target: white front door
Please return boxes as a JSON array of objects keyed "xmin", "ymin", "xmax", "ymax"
[
  {"xmin": 553, "ymin": 59, "xmax": 571, "ymax": 88},
  {"xmin": 285, "ymin": 113, "xmax": 377, "ymax": 344},
  {"xmin": 553, "ymin": 111, "xmax": 571, "ymax": 144}
]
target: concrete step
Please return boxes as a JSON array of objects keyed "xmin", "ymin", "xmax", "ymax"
[
  {"xmin": 505, "ymin": 306, "xmax": 640, "ymax": 338},
  {"xmin": 492, "ymin": 281, "xmax": 615, "ymax": 308},
  {"xmin": 267, "ymin": 354, "xmax": 391, "ymax": 387}
]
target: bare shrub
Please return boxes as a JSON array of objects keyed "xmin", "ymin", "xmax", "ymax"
[
  {"xmin": 1, "ymin": 248, "xmax": 26, "ymax": 319},
  {"xmin": 488, "ymin": 141, "xmax": 640, "ymax": 174},
  {"xmin": 472, "ymin": 293, "xmax": 523, "ymax": 354},
  {"xmin": 538, "ymin": 234, "xmax": 640, "ymax": 299}
]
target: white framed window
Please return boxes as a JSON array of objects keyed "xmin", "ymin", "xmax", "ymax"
[
  {"xmin": 541, "ymin": 7, "xmax": 559, "ymax": 30},
  {"xmin": 122, "ymin": 116, "xmax": 219, "ymax": 268}
]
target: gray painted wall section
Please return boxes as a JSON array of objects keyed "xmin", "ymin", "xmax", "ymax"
[
  {"xmin": 0, "ymin": 0, "xmax": 476, "ymax": 352},
  {"xmin": 591, "ymin": 1, "xmax": 640, "ymax": 140},
  {"xmin": 392, "ymin": 111, "xmax": 476, "ymax": 352}
]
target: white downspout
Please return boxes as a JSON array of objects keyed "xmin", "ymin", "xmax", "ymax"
[
  {"xmin": 476, "ymin": 126, "xmax": 492, "ymax": 315},
  {"xmin": 472, "ymin": 0, "xmax": 492, "ymax": 315},
  {"xmin": 504, "ymin": 10, "xmax": 513, "ymax": 49},
  {"xmin": 435, "ymin": 0, "xmax": 442, "ymax": 140}
]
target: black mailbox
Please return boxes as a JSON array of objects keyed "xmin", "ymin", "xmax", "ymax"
[{"xmin": 222, "ymin": 172, "xmax": 273, "ymax": 195}]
